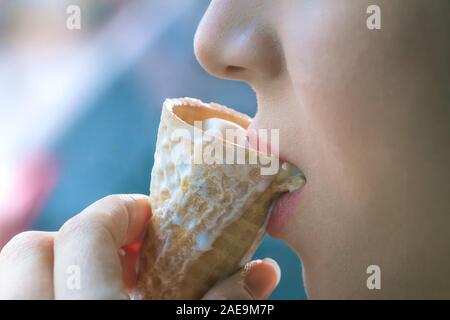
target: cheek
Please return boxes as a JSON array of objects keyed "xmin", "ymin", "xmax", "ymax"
[
  {"xmin": 278, "ymin": 1, "xmax": 403, "ymax": 191},
  {"xmin": 277, "ymin": 4, "xmax": 362, "ymax": 188},
  {"xmin": 272, "ymin": 2, "xmax": 414, "ymax": 248}
]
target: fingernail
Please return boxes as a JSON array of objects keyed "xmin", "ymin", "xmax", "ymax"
[
  {"xmin": 263, "ymin": 258, "xmax": 281, "ymax": 286},
  {"xmin": 243, "ymin": 259, "xmax": 278, "ymax": 300},
  {"xmin": 243, "ymin": 259, "xmax": 262, "ymax": 275}
]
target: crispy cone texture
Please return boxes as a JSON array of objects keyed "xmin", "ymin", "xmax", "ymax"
[{"xmin": 134, "ymin": 98, "xmax": 304, "ymax": 299}]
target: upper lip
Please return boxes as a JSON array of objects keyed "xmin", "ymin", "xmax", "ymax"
[
  {"xmin": 246, "ymin": 123, "xmax": 306, "ymax": 182},
  {"xmin": 278, "ymin": 151, "xmax": 305, "ymax": 177}
]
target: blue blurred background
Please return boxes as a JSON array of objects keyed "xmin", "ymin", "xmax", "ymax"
[{"xmin": 0, "ymin": 0, "xmax": 306, "ymax": 299}]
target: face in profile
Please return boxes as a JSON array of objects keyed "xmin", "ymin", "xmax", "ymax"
[{"xmin": 194, "ymin": 0, "xmax": 450, "ymax": 298}]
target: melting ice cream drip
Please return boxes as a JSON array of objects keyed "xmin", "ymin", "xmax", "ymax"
[{"xmin": 190, "ymin": 117, "xmax": 248, "ymax": 252}]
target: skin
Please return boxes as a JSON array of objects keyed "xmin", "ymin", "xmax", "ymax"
[
  {"xmin": 194, "ymin": 0, "xmax": 450, "ymax": 298},
  {"xmin": 1, "ymin": 0, "xmax": 448, "ymax": 299},
  {"xmin": 0, "ymin": 194, "xmax": 280, "ymax": 299}
]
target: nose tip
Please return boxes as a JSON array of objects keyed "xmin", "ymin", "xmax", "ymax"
[{"xmin": 194, "ymin": 2, "xmax": 284, "ymax": 82}]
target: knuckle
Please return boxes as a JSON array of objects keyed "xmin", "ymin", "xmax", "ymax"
[
  {"xmin": 102, "ymin": 194, "xmax": 122, "ymax": 205},
  {"xmin": 93, "ymin": 194, "xmax": 131, "ymax": 222},
  {"xmin": 55, "ymin": 194, "xmax": 131, "ymax": 248},
  {"xmin": 95, "ymin": 194, "xmax": 131, "ymax": 227},
  {"xmin": 102, "ymin": 194, "xmax": 129, "ymax": 208},
  {"xmin": 56, "ymin": 214, "xmax": 88, "ymax": 243},
  {"xmin": 0, "ymin": 231, "xmax": 53, "ymax": 262}
]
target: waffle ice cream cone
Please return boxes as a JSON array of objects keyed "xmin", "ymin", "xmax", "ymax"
[{"xmin": 134, "ymin": 98, "xmax": 305, "ymax": 300}]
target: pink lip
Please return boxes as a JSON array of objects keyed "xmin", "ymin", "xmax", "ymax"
[
  {"xmin": 267, "ymin": 186, "xmax": 305, "ymax": 237},
  {"xmin": 246, "ymin": 126, "xmax": 305, "ymax": 236}
]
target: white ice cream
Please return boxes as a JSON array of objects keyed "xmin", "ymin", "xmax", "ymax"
[{"xmin": 203, "ymin": 117, "xmax": 248, "ymax": 147}]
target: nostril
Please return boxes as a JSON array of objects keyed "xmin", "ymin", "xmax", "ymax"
[
  {"xmin": 224, "ymin": 65, "xmax": 249, "ymax": 79},
  {"xmin": 194, "ymin": 1, "xmax": 284, "ymax": 81},
  {"xmin": 226, "ymin": 65, "xmax": 246, "ymax": 73}
]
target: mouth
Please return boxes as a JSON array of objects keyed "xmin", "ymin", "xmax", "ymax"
[
  {"xmin": 244, "ymin": 124, "xmax": 306, "ymax": 236},
  {"xmin": 267, "ymin": 159, "xmax": 306, "ymax": 237}
]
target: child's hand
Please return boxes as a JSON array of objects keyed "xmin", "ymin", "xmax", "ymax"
[{"xmin": 0, "ymin": 194, "xmax": 280, "ymax": 299}]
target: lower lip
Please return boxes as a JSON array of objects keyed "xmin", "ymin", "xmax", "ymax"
[{"xmin": 267, "ymin": 187, "xmax": 305, "ymax": 237}]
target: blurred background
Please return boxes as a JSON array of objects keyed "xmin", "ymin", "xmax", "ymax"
[{"xmin": 0, "ymin": 0, "xmax": 306, "ymax": 299}]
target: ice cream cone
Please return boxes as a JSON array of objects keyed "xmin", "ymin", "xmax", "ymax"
[{"xmin": 134, "ymin": 98, "xmax": 304, "ymax": 299}]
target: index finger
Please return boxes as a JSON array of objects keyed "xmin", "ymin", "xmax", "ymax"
[{"xmin": 53, "ymin": 194, "xmax": 151, "ymax": 299}]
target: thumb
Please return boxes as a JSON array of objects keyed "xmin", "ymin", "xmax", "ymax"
[{"xmin": 202, "ymin": 258, "xmax": 281, "ymax": 300}]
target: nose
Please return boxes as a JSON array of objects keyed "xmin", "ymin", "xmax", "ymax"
[{"xmin": 194, "ymin": 0, "xmax": 284, "ymax": 82}]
